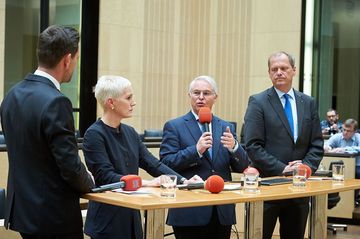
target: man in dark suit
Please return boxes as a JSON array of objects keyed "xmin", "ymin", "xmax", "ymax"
[
  {"xmin": 244, "ymin": 51, "xmax": 324, "ymax": 239},
  {"xmin": 0, "ymin": 25, "xmax": 94, "ymax": 239},
  {"xmin": 160, "ymin": 75, "xmax": 249, "ymax": 239}
]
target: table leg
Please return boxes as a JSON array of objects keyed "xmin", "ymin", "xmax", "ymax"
[
  {"xmin": 244, "ymin": 201, "xmax": 263, "ymax": 239},
  {"xmin": 144, "ymin": 209, "xmax": 166, "ymax": 239},
  {"xmin": 309, "ymin": 194, "xmax": 327, "ymax": 239}
]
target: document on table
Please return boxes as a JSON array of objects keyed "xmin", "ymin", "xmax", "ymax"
[{"xmin": 113, "ymin": 188, "xmax": 153, "ymax": 195}]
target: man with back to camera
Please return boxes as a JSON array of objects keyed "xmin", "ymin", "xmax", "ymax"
[
  {"xmin": 320, "ymin": 108, "xmax": 343, "ymax": 136},
  {"xmin": 0, "ymin": 25, "xmax": 94, "ymax": 239},
  {"xmin": 244, "ymin": 51, "xmax": 324, "ymax": 239},
  {"xmin": 160, "ymin": 75, "xmax": 249, "ymax": 239}
]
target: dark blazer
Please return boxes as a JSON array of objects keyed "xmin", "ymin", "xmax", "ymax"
[
  {"xmin": 0, "ymin": 74, "xmax": 94, "ymax": 234},
  {"xmin": 244, "ymin": 87, "xmax": 324, "ymax": 176},
  {"xmin": 83, "ymin": 120, "xmax": 185, "ymax": 239},
  {"xmin": 160, "ymin": 111, "xmax": 249, "ymax": 226}
]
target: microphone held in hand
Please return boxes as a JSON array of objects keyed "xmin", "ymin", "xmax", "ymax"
[
  {"xmin": 198, "ymin": 107, "xmax": 212, "ymax": 132},
  {"xmin": 198, "ymin": 107, "xmax": 213, "ymax": 160},
  {"xmin": 91, "ymin": 174, "xmax": 142, "ymax": 193}
]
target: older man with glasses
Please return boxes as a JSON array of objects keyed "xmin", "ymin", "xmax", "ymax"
[{"xmin": 159, "ymin": 75, "xmax": 249, "ymax": 239}]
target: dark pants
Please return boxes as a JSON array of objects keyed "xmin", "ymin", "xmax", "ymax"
[
  {"xmin": 263, "ymin": 199, "xmax": 309, "ymax": 239},
  {"xmin": 20, "ymin": 231, "xmax": 83, "ymax": 239},
  {"xmin": 172, "ymin": 207, "xmax": 232, "ymax": 239}
]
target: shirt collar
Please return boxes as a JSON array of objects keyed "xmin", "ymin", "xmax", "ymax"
[
  {"xmin": 34, "ymin": 69, "xmax": 61, "ymax": 90},
  {"xmin": 274, "ymin": 87, "xmax": 295, "ymax": 100},
  {"xmin": 191, "ymin": 110, "xmax": 200, "ymax": 121}
]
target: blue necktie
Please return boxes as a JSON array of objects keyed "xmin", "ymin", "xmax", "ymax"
[
  {"xmin": 283, "ymin": 94, "xmax": 294, "ymax": 136},
  {"xmin": 200, "ymin": 123, "xmax": 212, "ymax": 159}
]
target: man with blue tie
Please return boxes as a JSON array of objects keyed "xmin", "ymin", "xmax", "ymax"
[
  {"xmin": 160, "ymin": 75, "xmax": 249, "ymax": 239},
  {"xmin": 244, "ymin": 51, "xmax": 324, "ymax": 239}
]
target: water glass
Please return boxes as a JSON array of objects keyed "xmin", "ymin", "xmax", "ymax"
[
  {"xmin": 332, "ymin": 164, "xmax": 345, "ymax": 183},
  {"xmin": 243, "ymin": 171, "xmax": 259, "ymax": 193},
  {"xmin": 293, "ymin": 167, "xmax": 307, "ymax": 188},
  {"xmin": 160, "ymin": 175, "xmax": 177, "ymax": 198}
]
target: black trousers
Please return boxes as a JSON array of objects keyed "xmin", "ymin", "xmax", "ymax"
[
  {"xmin": 172, "ymin": 207, "xmax": 232, "ymax": 239},
  {"xmin": 263, "ymin": 198, "xmax": 309, "ymax": 239},
  {"xmin": 20, "ymin": 231, "xmax": 83, "ymax": 239}
]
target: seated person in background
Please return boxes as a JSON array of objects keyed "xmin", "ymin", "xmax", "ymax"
[
  {"xmin": 321, "ymin": 108, "xmax": 343, "ymax": 136},
  {"xmin": 160, "ymin": 75, "xmax": 249, "ymax": 239},
  {"xmin": 324, "ymin": 118, "xmax": 360, "ymax": 153},
  {"xmin": 83, "ymin": 75, "xmax": 202, "ymax": 239},
  {"xmin": 324, "ymin": 118, "xmax": 360, "ymax": 205}
]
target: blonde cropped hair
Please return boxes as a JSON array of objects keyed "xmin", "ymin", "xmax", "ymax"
[{"xmin": 95, "ymin": 75, "xmax": 132, "ymax": 108}]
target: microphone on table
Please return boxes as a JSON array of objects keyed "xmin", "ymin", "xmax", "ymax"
[
  {"xmin": 91, "ymin": 175, "xmax": 142, "ymax": 193},
  {"xmin": 198, "ymin": 107, "xmax": 213, "ymax": 160},
  {"xmin": 177, "ymin": 175, "xmax": 224, "ymax": 194}
]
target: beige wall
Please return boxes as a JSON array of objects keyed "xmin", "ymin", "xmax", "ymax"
[{"xmin": 98, "ymin": 0, "xmax": 302, "ymax": 135}]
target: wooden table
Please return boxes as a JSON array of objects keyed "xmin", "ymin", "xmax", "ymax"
[
  {"xmin": 83, "ymin": 179, "xmax": 360, "ymax": 239},
  {"xmin": 322, "ymin": 153, "xmax": 360, "ymax": 218}
]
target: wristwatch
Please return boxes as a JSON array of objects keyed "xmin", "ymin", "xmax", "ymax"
[{"xmin": 179, "ymin": 177, "xmax": 187, "ymax": 184}]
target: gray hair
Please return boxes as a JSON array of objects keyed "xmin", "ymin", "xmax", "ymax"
[
  {"xmin": 95, "ymin": 75, "xmax": 132, "ymax": 108},
  {"xmin": 188, "ymin": 75, "xmax": 218, "ymax": 94},
  {"xmin": 268, "ymin": 51, "xmax": 296, "ymax": 68}
]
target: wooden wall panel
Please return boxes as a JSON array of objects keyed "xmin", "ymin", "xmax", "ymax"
[{"xmin": 98, "ymin": 0, "xmax": 301, "ymax": 136}]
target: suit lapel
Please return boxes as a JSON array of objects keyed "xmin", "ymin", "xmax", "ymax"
[
  {"xmin": 211, "ymin": 117, "xmax": 222, "ymax": 161},
  {"xmin": 183, "ymin": 112, "xmax": 203, "ymax": 143},
  {"xmin": 267, "ymin": 87, "xmax": 293, "ymax": 139},
  {"xmin": 294, "ymin": 90, "xmax": 305, "ymax": 137}
]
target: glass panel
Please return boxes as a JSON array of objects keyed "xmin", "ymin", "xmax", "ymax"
[
  {"xmin": 49, "ymin": 0, "xmax": 81, "ymax": 130},
  {"xmin": 4, "ymin": 0, "xmax": 40, "ymax": 93},
  {"xmin": 314, "ymin": 0, "xmax": 360, "ymax": 122}
]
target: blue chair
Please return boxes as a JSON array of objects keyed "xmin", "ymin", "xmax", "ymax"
[
  {"xmin": 0, "ymin": 134, "xmax": 5, "ymax": 145},
  {"xmin": 144, "ymin": 129, "xmax": 163, "ymax": 138}
]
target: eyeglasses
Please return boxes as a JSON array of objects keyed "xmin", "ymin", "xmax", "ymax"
[{"xmin": 190, "ymin": 90, "xmax": 215, "ymax": 98}]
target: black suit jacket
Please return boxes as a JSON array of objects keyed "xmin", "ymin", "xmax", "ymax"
[
  {"xmin": 0, "ymin": 74, "xmax": 94, "ymax": 234},
  {"xmin": 83, "ymin": 120, "xmax": 185, "ymax": 239},
  {"xmin": 244, "ymin": 87, "xmax": 324, "ymax": 177}
]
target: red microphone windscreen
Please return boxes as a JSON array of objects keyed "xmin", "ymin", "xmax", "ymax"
[
  {"xmin": 205, "ymin": 175, "xmax": 224, "ymax": 194},
  {"xmin": 198, "ymin": 107, "xmax": 212, "ymax": 124},
  {"xmin": 121, "ymin": 175, "xmax": 142, "ymax": 191}
]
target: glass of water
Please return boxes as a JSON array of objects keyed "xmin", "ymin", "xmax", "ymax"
[
  {"xmin": 243, "ymin": 170, "xmax": 259, "ymax": 193},
  {"xmin": 293, "ymin": 166, "xmax": 307, "ymax": 188},
  {"xmin": 160, "ymin": 175, "xmax": 177, "ymax": 198},
  {"xmin": 332, "ymin": 164, "xmax": 345, "ymax": 184}
]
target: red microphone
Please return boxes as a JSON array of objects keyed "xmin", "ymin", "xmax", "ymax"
[
  {"xmin": 177, "ymin": 175, "xmax": 225, "ymax": 193},
  {"xmin": 198, "ymin": 107, "xmax": 212, "ymax": 160},
  {"xmin": 205, "ymin": 175, "xmax": 224, "ymax": 194},
  {"xmin": 91, "ymin": 175, "xmax": 142, "ymax": 192},
  {"xmin": 198, "ymin": 107, "xmax": 212, "ymax": 132}
]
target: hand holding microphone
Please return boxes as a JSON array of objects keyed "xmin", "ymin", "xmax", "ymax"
[
  {"xmin": 91, "ymin": 175, "xmax": 142, "ymax": 193},
  {"xmin": 197, "ymin": 107, "xmax": 213, "ymax": 157}
]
